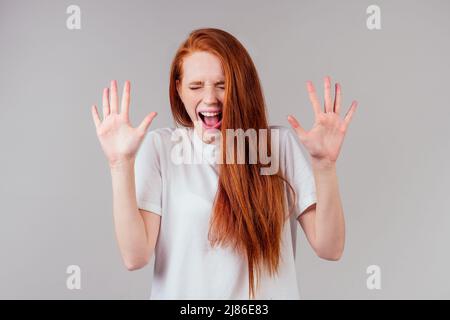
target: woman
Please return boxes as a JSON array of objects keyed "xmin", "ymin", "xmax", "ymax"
[{"xmin": 91, "ymin": 28, "xmax": 357, "ymax": 299}]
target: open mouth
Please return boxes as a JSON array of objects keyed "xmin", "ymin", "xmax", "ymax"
[{"xmin": 197, "ymin": 110, "xmax": 223, "ymax": 129}]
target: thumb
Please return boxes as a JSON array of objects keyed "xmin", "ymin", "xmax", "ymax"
[
  {"xmin": 138, "ymin": 112, "xmax": 158, "ymax": 133},
  {"xmin": 287, "ymin": 115, "xmax": 307, "ymax": 140}
]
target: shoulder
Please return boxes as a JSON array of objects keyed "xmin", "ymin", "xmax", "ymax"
[
  {"xmin": 142, "ymin": 127, "xmax": 183, "ymax": 146},
  {"xmin": 269, "ymin": 124, "xmax": 309, "ymax": 163},
  {"xmin": 140, "ymin": 126, "xmax": 195, "ymax": 157},
  {"xmin": 269, "ymin": 124, "xmax": 294, "ymax": 135},
  {"xmin": 137, "ymin": 127, "xmax": 176, "ymax": 159},
  {"xmin": 145, "ymin": 127, "xmax": 177, "ymax": 139},
  {"xmin": 268, "ymin": 125, "xmax": 297, "ymax": 145}
]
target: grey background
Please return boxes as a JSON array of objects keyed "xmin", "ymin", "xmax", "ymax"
[{"xmin": 0, "ymin": 0, "xmax": 449, "ymax": 299}]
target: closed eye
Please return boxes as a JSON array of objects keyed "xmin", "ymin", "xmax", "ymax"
[{"xmin": 189, "ymin": 86, "xmax": 225, "ymax": 90}]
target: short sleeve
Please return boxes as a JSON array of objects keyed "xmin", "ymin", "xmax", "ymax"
[
  {"xmin": 134, "ymin": 130, "xmax": 163, "ymax": 216},
  {"xmin": 282, "ymin": 127, "xmax": 317, "ymax": 219}
]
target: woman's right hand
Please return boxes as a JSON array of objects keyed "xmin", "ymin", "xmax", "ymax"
[{"xmin": 91, "ymin": 80, "xmax": 157, "ymax": 168}]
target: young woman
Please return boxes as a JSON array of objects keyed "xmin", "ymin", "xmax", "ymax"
[{"xmin": 91, "ymin": 28, "xmax": 357, "ymax": 299}]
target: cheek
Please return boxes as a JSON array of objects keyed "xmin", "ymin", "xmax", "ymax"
[
  {"xmin": 217, "ymin": 89, "xmax": 225, "ymax": 102},
  {"xmin": 182, "ymin": 94, "xmax": 199, "ymax": 118}
]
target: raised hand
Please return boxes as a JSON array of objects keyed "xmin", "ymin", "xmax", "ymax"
[
  {"xmin": 287, "ymin": 76, "xmax": 357, "ymax": 166},
  {"xmin": 91, "ymin": 80, "xmax": 157, "ymax": 168}
]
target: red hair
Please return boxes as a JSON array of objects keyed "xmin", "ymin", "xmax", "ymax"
[{"xmin": 169, "ymin": 28, "xmax": 296, "ymax": 299}]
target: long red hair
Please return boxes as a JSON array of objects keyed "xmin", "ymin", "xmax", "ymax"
[{"xmin": 169, "ymin": 28, "xmax": 296, "ymax": 299}]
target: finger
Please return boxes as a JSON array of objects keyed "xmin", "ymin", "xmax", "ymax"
[
  {"xmin": 334, "ymin": 83, "xmax": 341, "ymax": 115},
  {"xmin": 287, "ymin": 115, "xmax": 307, "ymax": 140},
  {"xmin": 102, "ymin": 87, "xmax": 110, "ymax": 119},
  {"xmin": 306, "ymin": 81, "xmax": 322, "ymax": 117},
  {"xmin": 121, "ymin": 80, "xmax": 131, "ymax": 120},
  {"xmin": 91, "ymin": 105, "xmax": 101, "ymax": 129},
  {"xmin": 138, "ymin": 112, "xmax": 158, "ymax": 133},
  {"xmin": 343, "ymin": 101, "xmax": 358, "ymax": 131},
  {"xmin": 110, "ymin": 80, "xmax": 119, "ymax": 114},
  {"xmin": 324, "ymin": 76, "xmax": 332, "ymax": 113}
]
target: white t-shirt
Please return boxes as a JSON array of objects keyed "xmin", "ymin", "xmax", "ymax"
[{"xmin": 134, "ymin": 125, "xmax": 317, "ymax": 299}]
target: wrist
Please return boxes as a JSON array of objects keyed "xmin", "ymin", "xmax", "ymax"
[
  {"xmin": 311, "ymin": 157, "xmax": 336, "ymax": 171},
  {"xmin": 109, "ymin": 158, "xmax": 135, "ymax": 171}
]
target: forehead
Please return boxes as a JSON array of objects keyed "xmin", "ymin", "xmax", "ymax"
[{"xmin": 182, "ymin": 51, "xmax": 224, "ymax": 82}]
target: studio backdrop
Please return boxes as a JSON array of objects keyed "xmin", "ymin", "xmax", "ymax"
[{"xmin": 0, "ymin": 0, "xmax": 449, "ymax": 299}]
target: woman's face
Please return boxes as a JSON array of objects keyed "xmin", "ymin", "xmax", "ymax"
[{"xmin": 176, "ymin": 51, "xmax": 225, "ymax": 143}]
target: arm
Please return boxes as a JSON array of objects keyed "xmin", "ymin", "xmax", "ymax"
[
  {"xmin": 110, "ymin": 160, "xmax": 160, "ymax": 270},
  {"xmin": 288, "ymin": 76, "xmax": 357, "ymax": 261},
  {"xmin": 298, "ymin": 160, "xmax": 345, "ymax": 261},
  {"xmin": 91, "ymin": 79, "xmax": 159, "ymax": 271}
]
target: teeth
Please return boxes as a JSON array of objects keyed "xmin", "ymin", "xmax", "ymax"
[{"xmin": 199, "ymin": 111, "xmax": 221, "ymax": 117}]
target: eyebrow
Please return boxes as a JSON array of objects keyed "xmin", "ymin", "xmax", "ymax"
[{"xmin": 188, "ymin": 80, "xmax": 225, "ymax": 85}]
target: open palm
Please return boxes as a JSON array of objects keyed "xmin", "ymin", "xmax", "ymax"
[
  {"xmin": 288, "ymin": 76, "xmax": 357, "ymax": 164},
  {"xmin": 91, "ymin": 80, "xmax": 157, "ymax": 167}
]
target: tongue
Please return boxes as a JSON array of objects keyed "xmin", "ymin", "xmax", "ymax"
[{"xmin": 204, "ymin": 115, "xmax": 219, "ymax": 127}]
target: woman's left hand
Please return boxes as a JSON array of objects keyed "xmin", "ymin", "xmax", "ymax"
[{"xmin": 287, "ymin": 76, "xmax": 358, "ymax": 167}]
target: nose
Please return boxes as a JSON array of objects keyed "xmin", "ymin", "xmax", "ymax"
[{"xmin": 203, "ymin": 85, "xmax": 219, "ymax": 105}]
